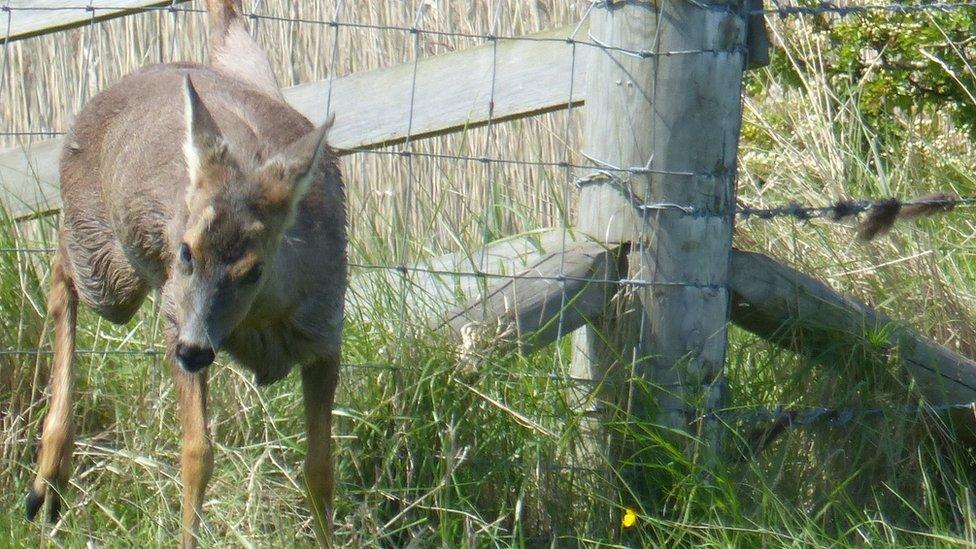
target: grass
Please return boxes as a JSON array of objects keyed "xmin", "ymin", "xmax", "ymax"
[{"xmin": 5, "ymin": 0, "xmax": 976, "ymax": 546}]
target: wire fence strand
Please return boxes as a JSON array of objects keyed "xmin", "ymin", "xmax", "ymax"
[{"xmin": 4, "ymin": 0, "xmax": 976, "ymax": 445}]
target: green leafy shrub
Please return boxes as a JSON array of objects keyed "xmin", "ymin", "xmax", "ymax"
[{"xmin": 767, "ymin": 6, "xmax": 976, "ymax": 137}]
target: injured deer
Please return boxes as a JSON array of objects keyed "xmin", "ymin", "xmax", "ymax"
[{"xmin": 25, "ymin": 1, "xmax": 346, "ymax": 546}]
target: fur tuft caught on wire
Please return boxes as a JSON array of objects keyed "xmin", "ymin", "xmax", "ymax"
[{"xmin": 737, "ymin": 192, "xmax": 966, "ymax": 241}]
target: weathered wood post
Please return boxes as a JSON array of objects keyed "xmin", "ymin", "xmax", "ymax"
[{"xmin": 570, "ymin": 0, "xmax": 750, "ymax": 492}]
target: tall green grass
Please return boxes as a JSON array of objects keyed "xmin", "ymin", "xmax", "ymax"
[{"xmin": 5, "ymin": 0, "xmax": 976, "ymax": 547}]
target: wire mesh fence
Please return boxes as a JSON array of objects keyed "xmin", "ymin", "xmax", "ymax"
[
  {"xmin": 3, "ymin": 0, "xmax": 976, "ymax": 433},
  {"xmin": 0, "ymin": 0, "xmax": 976, "ymax": 540}
]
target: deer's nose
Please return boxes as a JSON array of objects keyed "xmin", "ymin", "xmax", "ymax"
[{"xmin": 176, "ymin": 343, "xmax": 215, "ymax": 372}]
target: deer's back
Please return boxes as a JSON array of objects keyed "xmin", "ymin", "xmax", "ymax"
[{"xmin": 60, "ymin": 63, "xmax": 314, "ymax": 287}]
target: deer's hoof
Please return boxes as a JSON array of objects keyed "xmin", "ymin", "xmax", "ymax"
[
  {"xmin": 49, "ymin": 493, "xmax": 62, "ymax": 522},
  {"xmin": 25, "ymin": 488, "xmax": 44, "ymax": 522}
]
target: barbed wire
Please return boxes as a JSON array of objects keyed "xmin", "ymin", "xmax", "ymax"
[
  {"xmin": 736, "ymin": 196, "xmax": 967, "ymax": 221},
  {"xmin": 577, "ymin": 170, "xmax": 973, "ymax": 218},
  {"xmin": 0, "ymin": 191, "xmax": 970, "ymax": 258},
  {"xmin": 575, "ymin": 170, "xmax": 972, "ymax": 239}
]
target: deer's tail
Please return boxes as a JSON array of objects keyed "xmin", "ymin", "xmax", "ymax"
[{"xmin": 26, "ymin": 252, "xmax": 78, "ymax": 522}]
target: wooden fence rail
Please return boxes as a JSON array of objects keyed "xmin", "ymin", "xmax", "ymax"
[
  {"xmin": 0, "ymin": 23, "xmax": 585, "ymax": 218},
  {"xmin": 349, "ymin": 231, "xmax": 976, "ymax": 439},
  {"xmin": 1, "ymin": 0, "xmax": 189, "ymax": 44}
]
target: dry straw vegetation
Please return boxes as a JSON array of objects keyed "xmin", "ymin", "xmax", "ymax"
[{"xmin": 4, "ymin": 0, "xmax": 976, "ymax": 546}]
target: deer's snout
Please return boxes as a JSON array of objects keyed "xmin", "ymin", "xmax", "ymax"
[{"xmin": 176, "ymin": 343, "xmax": 215, "ymax": 372}]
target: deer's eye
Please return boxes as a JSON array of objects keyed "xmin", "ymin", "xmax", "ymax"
[
  {"xmin": 179, "ymin": 243, "xmax": 193, "ymax": 273},
  {"xmin": 241, "ymin": 262, "xmax": 263, "ymax": 285}
]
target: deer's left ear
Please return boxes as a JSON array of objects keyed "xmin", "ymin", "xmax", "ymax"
[
  {"xmin": 183, "ymin": 75, "xmax": 230, "ymax": 198},
  {"xmin": 256, "ymin": 115, "xmax": 335, "ymax": 216}
]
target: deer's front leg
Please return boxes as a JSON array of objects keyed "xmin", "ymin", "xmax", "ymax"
[
  {"xmin": 172, "ymin": 359, "xmax": 213, "ymax": 549},
  {"xmin": 302, "ymin": 355, "xmax": 339, "ymax": 546}
]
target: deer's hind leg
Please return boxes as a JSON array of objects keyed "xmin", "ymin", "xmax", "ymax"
[
  {"xmin": 302, "ymin": 354, "xmax": 340, "ymax": 546},
  {"xmin": 27, "ymin": 229, "xmax": 148, "ymax": 523},
  {"xmin": 26, "ymin": 251, "xmax": 78, "ymax": 522}
]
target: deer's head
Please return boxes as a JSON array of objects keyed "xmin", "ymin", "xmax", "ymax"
[{"xmin": 169, "ymin": 76, "xmax": 332, "ymax": 372}]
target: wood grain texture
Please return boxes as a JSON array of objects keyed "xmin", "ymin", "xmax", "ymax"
[
  {"xmin": 731, "ymin": 250, "xmax": 976, "ymax": 407},
  {"xmin": 1, "ymin": 0, "xmax": 189, "ymax": 44},
  {"xmin": 440, "ymin": 240, "xmax": 624, "ymax": 363},
  {"xmin": 568, "ymin": 4, "xmax": 657, "ymax": 475},
  {"xmin": 0, "ymin": 139, "xmax": 63, "ymax": 218},
  {"xmin": 381, "ymin": 231, "xmax": 976, "ymax": 434},
  {"xmin": 0, "ymin": 24, "xmax": 586, "ymax": 218},
  {"xmin": 637, "ymin": 3, "xmax": 745, "ymax": 439},
  {"xmin": 289, "ymin": 25, "xmax": 586, "ymax": 150},
  {"xmin": 572, "ymin": 2, "xmax": 746, "ymax": 459},
  {"xmin": 348, "ymin": 229, "xmax": 593, "ymax": 326}
]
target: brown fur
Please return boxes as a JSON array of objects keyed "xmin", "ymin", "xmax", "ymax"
[
  {"xmin": 857, "ymin": 198, "xmax": 902, "ymax": 241},
  {"xmin": 205, "ymin": 0, "xmax": 282, "ymax": 101},
  {"xmin": 857, "ymin": 193, "xmax": 958, "ymax": 241},
  {"xmin": 171, "ymin": 349, "xmax": 214, "ymax": 549},
  {"xmin": 26, "ymin": 249, "xmax": 77, "ymax": 523},
  {"xmin": 228, "ymin": 250, "xmax": 261, "ymax": 280},
  {"xmin": 899, "ymin": 192, "xmax": 956, "ymax": 219},
  {"xmin": 27, "ymin": 1, "xmax": 346, "ymax": 546}
]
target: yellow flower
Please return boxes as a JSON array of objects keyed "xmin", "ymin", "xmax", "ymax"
[{"xmin": 621, "ymin": 507, "xmax": 637, "ymax": 528}]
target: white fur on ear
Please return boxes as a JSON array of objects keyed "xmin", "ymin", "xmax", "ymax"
[
  {"xmin": 182, "ymin": 75, "xmax": 225, "ymax": 200},
  {"xmin": 183, "ymin": 76, "xmax": 201, "ymax": 187}
]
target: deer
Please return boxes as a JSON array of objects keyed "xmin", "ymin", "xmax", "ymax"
[{"xmin": 24, "ymin": 1, "xmax": 346, "ymax": 546}]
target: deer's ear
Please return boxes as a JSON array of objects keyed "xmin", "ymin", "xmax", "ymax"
[
  {"xmin": 256, "ymin": 116, "xmax": 334, "ymax": 217},
  {"xmin": 182, "ymin": 75, "xmax": 228, "ymax": 196}
]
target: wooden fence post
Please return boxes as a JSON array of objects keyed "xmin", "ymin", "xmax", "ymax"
[{"xmin": 571, "ymin": 0, "xmax": 748, "ymax": 491}]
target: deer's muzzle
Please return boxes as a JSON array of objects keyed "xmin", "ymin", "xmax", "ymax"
[{"xmin": 176, "ymin": 343, "xmax": 216, "ymax": 372}]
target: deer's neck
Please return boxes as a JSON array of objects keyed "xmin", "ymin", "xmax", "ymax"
[{"xmin": 248, "ymin": 235, "xmax": 305, "ymax": 321}]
